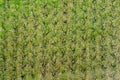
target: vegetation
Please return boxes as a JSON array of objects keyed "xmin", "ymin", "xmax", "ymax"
[{"xmin": 0, "ymin": 0, "xmax": 120, "ymax": 80}]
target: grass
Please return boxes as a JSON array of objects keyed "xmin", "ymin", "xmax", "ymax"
[{"xmin": 0, "ymin": 0, "xmax": 120, "ymax": 80}]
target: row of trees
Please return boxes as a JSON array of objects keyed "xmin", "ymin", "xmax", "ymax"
[{"xmin": 0, "ymin": 0, "xmax": 120, "ymax": 80}]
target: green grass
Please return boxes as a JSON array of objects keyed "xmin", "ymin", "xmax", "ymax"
[{"xmin": 0, "ymin": 0, "xmax": 120, "ymax": 80}]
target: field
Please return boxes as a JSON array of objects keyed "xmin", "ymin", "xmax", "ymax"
[{"xmin": 0, "ymin": 0, "xmax": 120, "ymax": 80}]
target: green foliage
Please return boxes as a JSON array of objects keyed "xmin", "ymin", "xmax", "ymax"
[{"xmin": 0, "ymin": 0, "xmax": 120, "ymax": 80}]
